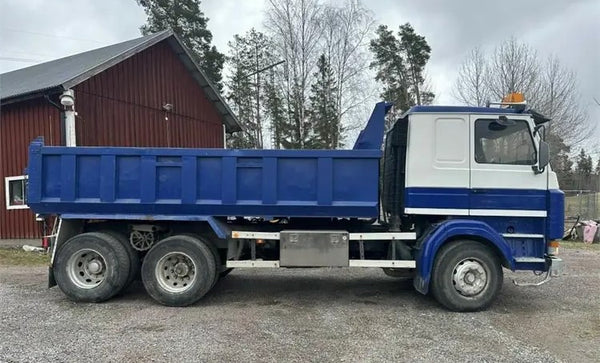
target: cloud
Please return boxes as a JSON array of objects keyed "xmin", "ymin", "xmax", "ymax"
[{"xmin": 1, "ymin": 0, "xmax": 597, "ymax": 144}]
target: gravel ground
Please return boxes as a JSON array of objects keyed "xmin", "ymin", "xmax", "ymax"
[{"xmin": 0, "ymin": 248, "xmax": 598, "ymax": 362}]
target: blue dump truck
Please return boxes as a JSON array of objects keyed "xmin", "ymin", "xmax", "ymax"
[{"xmin": 27, "ymin": 100, "xmax": 564, "ymax": 311}]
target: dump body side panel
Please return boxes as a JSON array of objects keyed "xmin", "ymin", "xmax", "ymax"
[{"xmin": 27, "ymin": 140, "xmax": 381, "ymax": 219}]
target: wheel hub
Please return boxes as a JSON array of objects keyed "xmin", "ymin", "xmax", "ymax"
[
  {"xmin": 67, "ymin": 249, "xmax": 107, "ymax": 289},
  {"xmin": 155, "ymin": 252, "xmax": 196, "ymax": 293},
  {"xmin": 453, "ymin": 259, "xmax": 488, "ymax": 296},
  {"xmin": 87, "ymin": 260, "xmax": 103, "ymax": 274},
  {"xmin": 174, "ymin": 262, "xmax": 190, "ymax": 277}
]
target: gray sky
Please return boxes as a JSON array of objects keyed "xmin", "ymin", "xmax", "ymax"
[{"xmin": 1, "ymin": 0, "xmax": 598, "ymax": 148}]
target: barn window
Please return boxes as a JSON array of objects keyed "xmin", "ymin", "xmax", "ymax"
[{"xmin": 5, "ymin": 176, "xmax": 28, "ymax": 210}]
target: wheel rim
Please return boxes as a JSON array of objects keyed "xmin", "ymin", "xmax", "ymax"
[
  {"xmin": 67, "ymin": 248, "xmax": 107, "ymax": 289},
  {"xmin": 452, "ymin": 258, "xmax": 488, "ymax": 297},
  {"xmin": 155, "ymin": 252, "xmax": 196, "ymax": 293}
]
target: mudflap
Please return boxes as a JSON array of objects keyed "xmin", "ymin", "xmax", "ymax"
[{"xmin": 48, "ymin": 266, "xmax": 56, "ymax": 288}]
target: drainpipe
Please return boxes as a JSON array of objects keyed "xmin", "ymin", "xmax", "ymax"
[{"xmin": 60, "ymin": 89, "xmax": 76, "ymax": 146}]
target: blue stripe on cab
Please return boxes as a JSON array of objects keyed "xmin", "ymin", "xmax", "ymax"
[
  {"xmin": 405, "ymin": 187, "xmax": 469, "ymax": 209},
  {"xmin": 470, "ymin": 188, "xmax": 546, "ymax": 210},
  {"xmin": 405, "ymin": 187, "xmax": 547, "ymax": 211}
]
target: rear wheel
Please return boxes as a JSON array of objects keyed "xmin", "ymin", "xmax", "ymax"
[
  {"xmin": 430, "ymin": 240, "xmax": 503, "ymax": 312},
  {"xmin": 100, "ymin": 230, "xmax": 140, "ymax": 290},
  {"xmin": 53, "ymin": 232, "xmax": 131, "ymax": 302},
  {"xmin": 141, "ymin": 235, "xmax": 216, "ymax": 306}
]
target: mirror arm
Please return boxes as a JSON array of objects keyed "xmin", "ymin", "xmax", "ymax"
[{"xmin": 532, "ymin": 165, "xmax": 545, "ymax": 175}]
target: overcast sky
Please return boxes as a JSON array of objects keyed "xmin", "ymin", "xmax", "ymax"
[{"xmin": 1, "ymin": 0, "xmax": 598, "ymax": 148}]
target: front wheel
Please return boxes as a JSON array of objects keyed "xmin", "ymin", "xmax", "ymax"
[{"xmin": 430, "ymin": 240, "xmax": 503, "ymax": 312}]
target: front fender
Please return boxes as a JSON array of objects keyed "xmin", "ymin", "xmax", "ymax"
[{"xmin": 413, "ymin": 219, "xmax": 515, "ymax": 294}]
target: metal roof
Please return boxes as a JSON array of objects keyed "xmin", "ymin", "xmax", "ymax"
[{"xmin": 0, "ymin": 30, "xmax": 241, "ymax": 133}]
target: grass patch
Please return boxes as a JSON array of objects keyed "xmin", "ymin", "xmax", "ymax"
[
  {"xmin": 560, "ymin": 241, "xmax": 600, "ymax": 251},
  {"xmin": 0, "ymin": 248, "xmax": 50, "ymax": 266}
]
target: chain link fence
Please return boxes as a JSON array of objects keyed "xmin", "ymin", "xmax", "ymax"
[{"xmin": 564, "ymin": 190, "xmax": 599, "ymax": 220}]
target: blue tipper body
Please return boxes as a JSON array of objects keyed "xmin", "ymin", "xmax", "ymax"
[{"xmin": 27, "ymin": 103, "xmax": 392, "ymax": 221}]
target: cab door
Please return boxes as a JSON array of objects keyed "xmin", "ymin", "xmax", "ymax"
[{"xmin": 469, "ymin": 115, "xmax": 547, "ymax": 217}]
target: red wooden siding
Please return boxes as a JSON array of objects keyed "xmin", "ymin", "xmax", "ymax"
[
  {"xmin": 1, "ymin": 39, "xmax": 226, "ymax": 238},
  {"xmin": 74, "ymin": 40, "xmax": 224, "ymax": 148},
  {"xmin": 0, "ymin": 99, "xmax": 60, "ymax": 238}
]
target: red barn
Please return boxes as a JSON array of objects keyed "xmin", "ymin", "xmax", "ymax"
[{"xmin": 0, "ymin": 30, "xmax": 241, "ymax": 239}]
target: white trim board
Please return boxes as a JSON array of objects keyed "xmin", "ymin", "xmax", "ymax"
[{"xmin": 501, "ymin": 233, "xmax": 545, "ymax": 238}]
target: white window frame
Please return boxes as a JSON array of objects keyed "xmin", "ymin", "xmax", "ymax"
[{"xmin": 5, "ymin": 175, "xmax": 29, "ymax": 210}]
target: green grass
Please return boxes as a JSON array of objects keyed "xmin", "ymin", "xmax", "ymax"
[
  {"xmin": 0, "ymin": 248, "xmax": 50, "ymax": 266},
  {"xmin": 560, "ymin": 241, "xmax": 600, "ymax": 251}
]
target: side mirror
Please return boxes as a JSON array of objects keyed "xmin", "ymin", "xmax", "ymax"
[{"xmin": 533, "ymin": 141, "xmax": 549, "ymax": 174}]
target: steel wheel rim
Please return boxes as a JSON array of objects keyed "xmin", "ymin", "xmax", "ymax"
[
  {"xmin": 155, "ymin": 252, "xmax": 197, "ymax": 293},
  {"xmin": 452, "ymin": 258, "xmax": 488, "ymax": 297},
  {"xmin": 67, "ymin": 248, "xmax": 107, "ymax": 289}
]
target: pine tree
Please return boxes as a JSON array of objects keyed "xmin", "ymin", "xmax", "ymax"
[
  {"xmin": 576, "ymin": 149, "xmax": 593, "ymax": 190},
  {"xmin": 263, "ymin": 69, "xmax": 286, "ymax": 149},
  {"xmin": 398, "ymin": 23, "xmax": 432, "ymax": 106},
  {"xmin": 553, "ymin": 150, "xmax": 575, "ymax": 190},
  {"xmin": 370, "ymin": 23, "xmax": 434, "ymax": 119},
  {"xmin": 137, "ymin": 0, "xmax": 225, "ymax": 89},
  {"xmin": 307, "ymin": 55, "xmax": 341, "ymax": 149},
  {"xmin": 225, "ymin": 29, "xmax": 275, "ymax": 148},
  {"xmin": 595, "ymin": 156, "xmax": 600, "ymax": 192},
  {"xmin": 370, "ymin": 25, "xmax": 411, "ymax": 116}
]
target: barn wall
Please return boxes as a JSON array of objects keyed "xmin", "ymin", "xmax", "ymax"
[
  {"xmin": 1, "ymin": 40, "xmax": 227, "ymax": 238},
  {"xmin": 0, "ymin": 99, "xmax": 60, "ymax": 238},
  {"xmin": 74, "ymin": 40, "xmax": 224, "ymax": 148}
]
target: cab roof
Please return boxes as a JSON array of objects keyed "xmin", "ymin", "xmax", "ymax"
[
  {"xmin": 403, "ymin": 105, "xmax": 551, "ymax": 125},
  {"xmin": 405, "ymin": 105, "xmax": 525, "ymax": 115}
]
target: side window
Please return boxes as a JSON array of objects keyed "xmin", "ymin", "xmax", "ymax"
[
  {"xmin": 5, "ymin": 176, "xmax": 28, "ymax": 210},
  {"xmin": 474, "ymin": 119, "xmax": 536, "ymax": 165}
]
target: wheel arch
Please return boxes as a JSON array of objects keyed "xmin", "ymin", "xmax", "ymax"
[{"xmin": 413, "ymin": 219, "xmax": 515, "ymax": 295}]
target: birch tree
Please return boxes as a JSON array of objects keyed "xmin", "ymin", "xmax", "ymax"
[
  {"xmin": 453, "ymin": 47, "xmax": 488, "ymax": 106},
  {"xmin": 265, "ymin": 0, "xmax": 322, "ymax": 148},
  {"xmin": 321, "ymin": 0, "xmax": 375, "ymax": 134},
  {"xmin": 454, "ymin": 38, "xmax": 594, "ymax": 150}
]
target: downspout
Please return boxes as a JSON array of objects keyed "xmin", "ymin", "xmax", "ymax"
[
  {"xmin": 43, "ymin": 94, "xmax": 65, "ymax": 146},
  {"xmin": 60, "ymin": 89, "xmax": 76, "ymax": 146}
]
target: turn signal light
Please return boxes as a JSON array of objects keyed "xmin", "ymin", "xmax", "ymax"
[{"xmin": 548, "ymin": 240, "xmax": 560, "ymax": 256}]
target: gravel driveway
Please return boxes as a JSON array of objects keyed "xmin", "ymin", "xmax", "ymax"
[{"xmin": 0, "ymin": 248, "xmax": 598, "ymax": 362}]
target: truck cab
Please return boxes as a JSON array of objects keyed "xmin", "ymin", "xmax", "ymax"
[{"xmin": 382, "ymin": 102, "xmax": 563, "ymax": 309}]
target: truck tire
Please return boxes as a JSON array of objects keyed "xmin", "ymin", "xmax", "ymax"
[
  {"xmin": 53, "ymin": 232, "xmax": 131, "ymax": 303},
  {"xmin": 141, "ymin": 235, "xmax": 217, "ymax": 306},
  {"xmin": 180, "ymin": 233, "xmax": 220, "ymax": 288},
  {"xmin": 430, "ymin": 240, "xmax": 503, "ymax": 312},
  {"xmin": 100, "ymin": 230, "xmax": 141, "ymax": 290},
  {"xmin": 382, "ymin": 268, "xmax": 414, "ymax": 278}
]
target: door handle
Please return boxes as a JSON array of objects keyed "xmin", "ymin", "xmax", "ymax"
[{"xmin": 471, "ymin": 189, "xmax": 489, "ymax": 194}]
